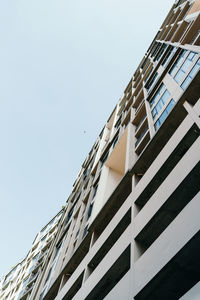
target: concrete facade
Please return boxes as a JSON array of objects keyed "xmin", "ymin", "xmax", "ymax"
[
  {"xmin": 1, "ymin": 0, "xmax": 200, "ymax": 299},
  {"xmin": 0, "ymin": 211, "xmax": 63, "ymax": 300}
]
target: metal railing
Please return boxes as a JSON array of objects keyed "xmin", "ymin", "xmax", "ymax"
[
  {"xmin": 135, "ymin": 126, "xmax": 149, "ymax": 148},
  {"xmin": 135, "ymin": 115, "xmax": 147, "ymax": 133}
]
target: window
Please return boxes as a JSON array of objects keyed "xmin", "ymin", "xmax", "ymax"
[
  {"xmin": 83, "ymin": 225, "xmax": 88, "ymax": 238},
  {"xmin": 150, "ymin": 84, "xmax": 165, "ymax": 107},
  {"xmin": 154, "ymin": 99, "xmax": 175, "ymax": 131},
  {"xmin": 181, "ymin": 58, "xmax": 200, "ymax": 90},
  {"xmin": 92, "ymin": 184, "xmax": 98, "ymax": 199},
  {"xmin": 112, "ymin": 136, "xmax": 119, "ymax": 149},
  {"xmin": 101, "ymin": 151, "xmax": 109, "ymax": 167},
  {"xmin": 65, "ymin": 207, "xmax": 74, "ymax": 225},
  {"xmin": 141, "ymin": 58, "xmax": 148, "ymax": 69},
  {"xmin": 3, "ymin": 268, "xmax": 16, "ymax": 285},
  {"xmin": 87, "ymin": 202, "xmax": 94, "ymax": 220},
  {"xmin": 44, "ymin": 267, "xmax": 52, "ymax": 285},
  {"xmin": 151, "ymin": 42, "xmax": 161, "ymax": 58},
  {"xmin": 169, "ymin": 50, "xmax": 187, "ymax": 77},
  {"xmin": 39, "ymin": 290, "xmax": 45, "ymax": 300},
  {"xmin": 75, "ymin": 229, "xmax": 80, "ymax": 239},
  {"xmin": 83, "ymin": 168, "xmax": 89, "ymax": 180},
  {"xmin": 40, "ymin": 226, "xmax": 48, "ymax": 239},
  {"xmin": 170, "ymin": 51, "xmax": 198, "ymax": 84},
  {"xmin": 53, "ymin": 241, "xmax": 62, "ymax": 260},
  {"xmin": 135, "ymin": 126, "xmax": 149, "ymax": 148},
  {"xmin": 152, "ymin": 90, "xmax": 170, "ymax": 119},
  {"xmin": 155, "ymin": 43, "xmax": 167, "ymax": 62},
  {"xmin": 161, "ymin": 46, "xmax": 176, "ymax": 67},
  {"xmin": 146, "ymin": 72, "xmax": 158, "ymax": 91}
]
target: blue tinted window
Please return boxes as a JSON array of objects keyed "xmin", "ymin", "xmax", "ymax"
[
  {"xmin": 181, "ymin": 58, "xmax": 200, "ymax": 90},
  {"xmin": 181, "ymin": 58, "xmax": 193, "ymax": 72},
  {"xmin": 181, "ymin": 76, "xmax": 192, "ymax": 90},
  {"xmin": 150, "ymin": 83, "xmax": 165, "ymax": 107},
  {"xmin": 154, "ymin": 99, "xmax": 175, "ymax": 131},
  {"xmin": 170, "ymin": 51, "xmax": 198, "ymax": 84},
  {"xmin": 169, "ymin": 50, "xmax": 187, "ymax": 76},
  {"xmin": 187, "ymin": 52, "xmax": 197, "ymax": 61},
  {"xmin": 151, "ymin": 89, "xmax": 170, "ymax": 120},
  {"xmin": 161, "ymin": 90, "xmax": 170, "ymax": 104},
  {"xmin": 174, "ymin": 69, "xmax": 185, "ymax": 83}
]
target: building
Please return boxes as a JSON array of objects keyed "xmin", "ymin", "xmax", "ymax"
[
  {"xmin": 2, "ymin": 0, "xmax": 200, "ymax": 299},
  {"xmin": 0, "ymin": 211, "xmax": 63, "ymax": 300}
]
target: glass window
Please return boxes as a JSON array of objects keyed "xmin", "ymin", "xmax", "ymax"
[
  {"xmin": 190, "ymin": 59, "xmax": 200, "ymax": 76},
  {"xmin": 151, "ymin": 89, "xmax": 170, "ymax": 120},
  {"xmin": 166, "ymin": 99, "xmax": 175, "ymax": 113},
  {"xmin": 101, "ymin": 151, "xmax": 109, "ymax": 167},
  {"xmin": 181, "ymin": 76, "xmax": 192, "ymax": 90},
  {"xmin": 181, "ymin": 58, "xmax": 200, "ymax": 90},
  {"xmin": 187, "ymin": 52, "xmax": 197, "ymax": 61},
  {"xmin": 93, "ymin": 184, "xmax": 98, "ymax": 199},
  {"xmin": 112, "ymin": 136, "xmax": 118, "ymax": 148},
  {"xmin": 155, "ymin": 43, "xmax": 167, "ymax": 62},
  {"xmin": 87, "ymin": 202, "xmax": 94, "ymax": 219},
  {"xmin": 83, "ymin": 225, "xmax": 88, "ymax": 238},
  {"xmin": 161, "ymin": 90, "xmax": 170, "ymax": 104},
  {"xmin": 170, "ymin": 51, "xmax": 198, "ymax": 84},
  {"xmin": 39, "ymin": 291, "xmax": 45, "ymax": 300},
  {"xmin": 115, "ymin": 117, "xmax": 121, "ymax": 128},
  {"xmin": 174, "ymin": 69, "xmax": 185, "ymax": 83},
  {"xmin": 152, "ymin": 107, "xmax": 158, "ymax": 119},
  {"xmin": 65, "ymin": 207, "xmax": 74, "ymax": 225},
  {"xmin": 158, "ymin": 109, "xmax": 168, "ymax": 124},
  {"xmin": 169, "ymin": 50, "xmax": 187, "ymax": 76},
  {"xmin": 161, "ymin": 46, "xmax": 176, "ymax": 67},
  {"xmin": 150, "ymin": 83, "xmax": 165, "ymax": 107},
  {"xmin": 146, "ymin": 72, "xmax": 158, "ymax": 91},
  {"xmin": 44, "ymin": 267, "xmax": 52, "ymax": 284},
  {"xmin": 154, "ymin": 99, "xmax": 175, "ymax": 131},
  {"xmin": 181, "ymin": 58, "xmax": 193, "ymax": 72}
]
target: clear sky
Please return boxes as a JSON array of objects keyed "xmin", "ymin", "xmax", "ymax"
[{"xmin": 0, "ymin": 0, "xmax": 174, "ymax": 278}]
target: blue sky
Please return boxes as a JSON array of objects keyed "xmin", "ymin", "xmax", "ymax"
[{"xmin": 0, "ymin": 0, "xmax": 173, "ymax": 278}]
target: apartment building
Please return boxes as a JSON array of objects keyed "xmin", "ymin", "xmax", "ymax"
[
  {"xmin": 0, "ymin": 211, "xmax": 63, "ymax": 300},
  {"xmin": 2, "ymin": 0, "xmax": 200, "ymax": 299}
]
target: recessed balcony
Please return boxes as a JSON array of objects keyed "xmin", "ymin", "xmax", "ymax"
[
  {"xmin": 135, "ymin": 127, "xmax": 150, "ymax": 155},
  {"xmin": 132, "ymin": 102, "xmax": 146, "ymax": 127},
  {"xmin": 135, "ymin": 116, "xmax": 148, "ymax": 136},
  {"xmin": 133, "ymin": 88, "xmax": 144, "ymax": 109}
]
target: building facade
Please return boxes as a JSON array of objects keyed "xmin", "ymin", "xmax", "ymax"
[
  {"xmin": 0, "ymin": 211, "xmax": 63, "ymax": 300},
  {"xmin": 2, "ymin": 0, "xmax": 200, "ymax": 299}
]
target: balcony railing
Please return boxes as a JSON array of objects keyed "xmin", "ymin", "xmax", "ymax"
[
  {"xmin": 20, "ymin": 285, "xmax": 33, "ymax": 299},
  {"xmin": 191, "ymin": 29, "xmax": 200, "ymax": 44},
  {"xmin": 135, "ymin": 115, "xmax": 147, "ymax": 133},
  {"xmin": 135, "ymin": 99, "xmax": 145, "ymax": 116},
  {"xmin": 135, "ymin": 126, "xmax": 149, "ymax": 148},
  {"xmin": 28, "ymin": 273, "xmax": 38, "ymax": 285}
]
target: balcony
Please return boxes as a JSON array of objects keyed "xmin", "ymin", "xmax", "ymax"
[
  {"xmin": 122, "ymin": 107, "xmax": 131, "ymax": 128},
  {"xmin": 133, "ymin": 88, "xmax": 144, "ymax": 109},
  {"xmin": 132, "ymin": 101, "xmax": 146, "ymax": 128},
  {"xmin": 1, "ymin": 279, "xmax": 10, "ymax": 290},
  {"xmin": 135, "ymin": 115, "xmax": 147, "ymax": 134},
  {"xmin": 135, "ymin": 127, "xmax": 150, "ymax": 155},
  {"xmin": 135, "ymin": 127, "xmax": 149, "ymax": 148},
  {"xmin": 27, "ymin": 273, "xmax": 38, "ymax": 287},
  {"xmin": 191, "ymin": 29, "xmax": 200, "ymax": 45},
  {"xmin": 20, "ymin": 285, "xmax": 33, "ymax": 300},
  {"xmin": 31, "ymin": 260, "xmax": 43, "ymax": 274},
  {"xmin": 134, "ymin": 99, "xmax": 145, "ymax": 117}
]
